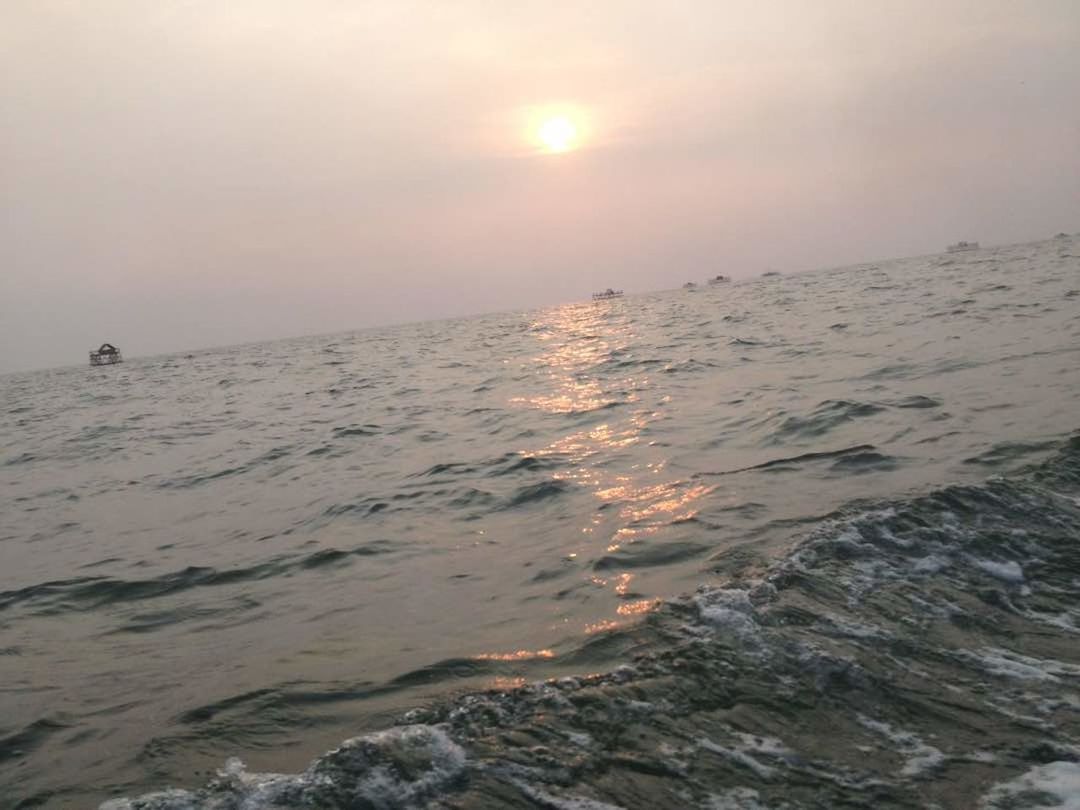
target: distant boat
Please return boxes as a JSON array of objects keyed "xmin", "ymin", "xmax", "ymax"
[
  {"xmin": 683, "ymin": 281, "xmax": 697, "ymax": 290},
  {"xmin": 707, "ymin": 275, "xmax": 730, "ymax": 285},
  {"xmin": 1054, "ymin": 232, "xmax": 1069, "ymax": 239},
  {"xmin": 761, "ymin": 271, "xmax": 781, "ymax": 277},
  {"xmin": 89, "ymin": 343, "xmax": 122, "ymax": 367},
  {"xmin": 946, "ymin": 241, "xmax": 979, "ymax": 253},
  {"xmin": 592, "ymin": 288, "xmax": 624, "ymax": 300}
]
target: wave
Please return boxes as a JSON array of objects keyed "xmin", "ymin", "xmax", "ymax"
[
  {"xmin": 0, "ymin": 541, "xmax": 399, "ymax": 616},
  {"xmin": 100, "ymin": 435, "xmax": 1080, "ymax": 808}
]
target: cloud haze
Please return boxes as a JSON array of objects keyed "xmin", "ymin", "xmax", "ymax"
[{"xmin": 2, "ymin": 0, "xmax": 1078, "ymax": 372}]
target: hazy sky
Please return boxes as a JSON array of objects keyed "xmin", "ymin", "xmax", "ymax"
[{"xmin": 2, "ymin": 1, "xmax": 1078, "ymax": 373}]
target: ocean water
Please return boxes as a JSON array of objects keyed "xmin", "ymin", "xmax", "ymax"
[{"xmin": 2, "ymin": 236, "xmax": 1079, "ymax": 809}]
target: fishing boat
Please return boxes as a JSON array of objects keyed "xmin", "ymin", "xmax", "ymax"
[
  {"xmin": 707, "ymin": 275, "xmax": 730, "ymax": 285},
  {"xmin": 592, "ymin": 288, "xmax": 624, "ymax": 300},
  {"xmin": 89, "ymin": 343, "xmax": 122, "ymax": 366},
  {"xmin": 946, "ymin": 241, "xmax": 979, "ymax": 253}
]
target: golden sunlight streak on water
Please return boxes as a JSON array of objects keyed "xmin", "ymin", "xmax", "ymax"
[
  {"xmin": 616, "ymin": 599, "xmax": 661, "ymax": 617},
  {"xmin": 510, "ymin": 302, "xmax": 713, "ymax": 633},
  {"xmin": 474, "ymin": 649, "xmax": 556, "ymax": 662}
]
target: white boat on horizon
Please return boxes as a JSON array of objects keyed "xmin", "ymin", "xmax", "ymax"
[{"xmin": 947, "ymin": 241, "xmax": 979, "ymax": 253}]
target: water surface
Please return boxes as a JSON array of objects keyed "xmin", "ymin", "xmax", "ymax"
[{"xmin": 1, "ymin": 237, "xmax": 1079, "ymax": 808}]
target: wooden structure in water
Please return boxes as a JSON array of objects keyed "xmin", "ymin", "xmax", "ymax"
[{"xmin": 89, "ymin": 343, "xmax": 123, "ymax": 366}]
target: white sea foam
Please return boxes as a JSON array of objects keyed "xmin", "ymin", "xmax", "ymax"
[
  {"xmin": 973, "ymin": 558, "xmax": 1025, "ymax": 583},
  {"xmin": 697, "ymin": 732, "xmax": 791, "ymax": 780},
  {"xmin": 981, "ymin": 761, "xmax": 1080, "ymax": 808},
  {"xmin": 694, "ymin": 589, "xmax": 759, "ymax": 640},
  {"xmin": 99, "ymin": 724, "xmax": 466, "ymax": 810},
  {"xmin": 962, "ymin": 647, "xmax": 1080, "ymax": 682},
  {"xmin": 703, "ymin": 787, "xmax": 771, "ymax": 809},
  {"xmin": 512, "ymin": 782, "xmax": 628, "ymax": 810},
  {"xmin": 856, "ymin": 716, "xmax": 944, "ymax": 777}
]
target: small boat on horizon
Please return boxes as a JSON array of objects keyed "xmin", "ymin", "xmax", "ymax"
[
  {"xmin": 946, "ymin": 241, "xmax": 979, "ymax": 253},
  {"xmin": 592, "ymin": 288, "xmax": 624, "ymax": 300},
  {"xmin": 707, "ymin": 275, "xmax": 730, "ymax": 285},
  {"xmin": 89, "ymin": 343, "xmax": 123, "ymax": 367},
  {"xmin": 683, "ymin": 281, "xmax": 697, "ymax": 290}
]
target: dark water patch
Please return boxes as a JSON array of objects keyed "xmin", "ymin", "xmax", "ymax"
[
  {"xmin": 769, "ymin": 400, "xmax": 887, "ymax": 442},
  {"xmin": 826, "ymin": 450, "xmax": 899, "ymax": 474},
  {"xmin": 661, "ymin": 358, "xmax": 718, "ymax": 374},
  {"xmin": 889, "ymin": 394, "xmax": 942, "ymax": 409},
  {"xmin": 176, "ymin": 687, "xmax": 283, "ymax": 724},
  {"xmin": 414, "ymin": 461, "xmax": 475, "ymax": 478},
  {"xmin": 698, "ymin": 444, "xmax": 878, "ymax": 476},
  {"xmin": 0, "ymin": 718, "xmax": 71, "ymax": 765},
  {"xmin": 103, "ymin": 600, "xmax": 258, "ymax": 636},
  {"xmin": 0, "ymin": 543, "xmax": 398, "ymax": 615},
  {"xmin": 484, "ymin": 453, "xmax": 561, "ymax": 477},
  {"xmin": 505, "ymin": 480, "xmax": 570, "ymax": 508},
  {"xmin": 913, "ymin": 430, "xmax": 962, "ymax": 445},
  {"xmin": 3, "ymin": 452, "xmax": 36, "ymax": 467},
  {"xmin": 445, "ymin": 488, "xmax": 497, "ymax": 509},
  {"xmin": 593, "ymin": 540, "xmax": 711, "ymax": 571},
  {"xmin": 389, "ymin": 658, "xmax": 497, "ymax": 688},
  {"xmin": 158, "ymin": 447, "xmax": 293, "ymax": 489},
  {"xmin": 331, "ymin": 425, "xmax": 380, "ymax": 438},
  {"xmin": 963, "ymin": 439, "xmax": 1060, "ymax": 468},
  {"xmin": 861, "ymin": 363, "xmax": 917, "ymax": 380},
  {"xmin": 528, "ymin": 565, "xmax": 575, "ymax": 584}
]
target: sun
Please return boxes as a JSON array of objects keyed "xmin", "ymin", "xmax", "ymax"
[
  {"xmin": 537, "ymin": 116, "xmax": 579, "ymax": 153},
  {"xmin": 521, "ymin": 104, "xmax": 591, "ymax": 155}
]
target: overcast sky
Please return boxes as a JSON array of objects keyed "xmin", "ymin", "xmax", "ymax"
[{"xmin": 2, "ymin": 1, "xmax": 1078, "ymax": 373}]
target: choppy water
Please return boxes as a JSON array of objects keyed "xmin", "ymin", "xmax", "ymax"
[{"xmin": 2, "ymin": 236, "xmax": 1079, "ymax": 809}]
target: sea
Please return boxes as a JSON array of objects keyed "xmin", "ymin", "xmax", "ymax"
[{"xmin": 2, "ymin": 236, "xmax": 1080, "ymax": 810}]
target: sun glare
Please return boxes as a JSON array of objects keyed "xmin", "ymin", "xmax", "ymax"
[
  {"xmin": 538, "ymin": 116, "xmax": 579, "ymax": 153},
  {"xmin": 524, "ymin": 105, "xmax": 590, "ymax": 155}
]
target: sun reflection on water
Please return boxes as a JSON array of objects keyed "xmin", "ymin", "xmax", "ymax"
[
  {"xmin": 509, "ymin": 302, "xmax": 713, "ymax": 635},
  {"xmin": 474, "ymin": 649, "xmax": 556, "ymax": 662}
]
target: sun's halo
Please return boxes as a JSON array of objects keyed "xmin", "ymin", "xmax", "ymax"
[{"xmin": 537, "ymin": 115, "xmax": 579, "ymax": 154}]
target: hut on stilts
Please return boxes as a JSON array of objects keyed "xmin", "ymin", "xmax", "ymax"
[{"xmin": 89, "ymin": 343, "xmax": 123, "ymax": 366}]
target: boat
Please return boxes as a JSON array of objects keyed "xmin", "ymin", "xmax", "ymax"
[
  {"xmin": 89, "ymin": 343, "xmax": 123, "ymax": 367},
  {"xmin": 592, "ymin": 288, "xmax": 624, "ymax": 300},
  {"xmin": 707, "ymin": 275, "xmax": 730, "ymax": 285},
  {"xmin": 761, "ymin": 271, "xmax": 781, "ymax": 277},
  {"xmin": 946, "ymin": 241, "xmax": 979, "ymax": 253},
  {"xmin": 683, "ymin": 281, "xmax": 697, "ymax": 290}
]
